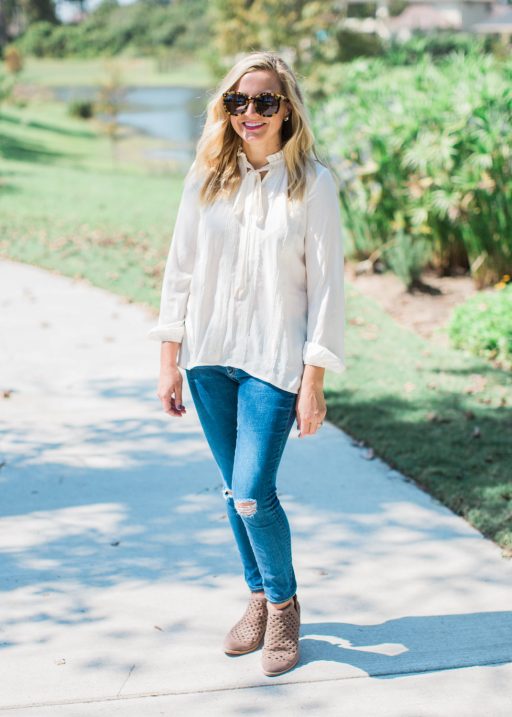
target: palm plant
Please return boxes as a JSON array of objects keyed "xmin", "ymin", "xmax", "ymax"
[{"xmin": 312, "ymin": 52, "xmax": 512, "ymax": 288}]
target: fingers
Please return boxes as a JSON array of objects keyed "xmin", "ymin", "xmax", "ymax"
[
  {"xmin": 297, "ymin": 418, "xmax": 324, "ymax": 438},
  {"xmin": 299, "ymin": 423, "xmax": 317, "ymax": 437},
  {"xmin": 157, "ymin": 392, "xmax": 186, "ymax": 417},
  {"xmin": 165, "ymin": 396, "xmax": 186, "ymax": 417},
  {"xmin": 156, "ymin": 367, "xmax": 186, "ymax": 418},
  {"xmin": 174, "ymin": 389, "xmax": 186, "ymax": 413}
]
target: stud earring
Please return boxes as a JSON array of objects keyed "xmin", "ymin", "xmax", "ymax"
[{"xmin": 284, "ymin": 115, "xmax": 290, "ymax": 121}]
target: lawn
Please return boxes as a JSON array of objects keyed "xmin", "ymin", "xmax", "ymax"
[
  {"xmin": 1, "ymin": 86, "xmax": 511, "ymax": 552},
  {"xmin": 18, "ymin": 55, "xmax": 215, "ymax": 88}
]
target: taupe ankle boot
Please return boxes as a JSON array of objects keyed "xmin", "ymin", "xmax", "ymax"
[
  {"xmin": 261, "ymin": 594, "xmax": 301, "ymax": 675},
  {"xmin": 223, "ymin": 592, "xmax": 268, "ymax": 655}
]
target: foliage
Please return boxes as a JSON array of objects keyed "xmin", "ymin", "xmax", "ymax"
[
  {"xmin": 385, "ymin": 31, "xmax": 495, "ymax": 66},
  {"xmin": 382, "ymin": 227, "xmax": 433, "ymax": 290},
  {"xmin": 335, "ymin": 29, "xmax": 384, "ymax": 62},
  {"xmin": 0, "ymin": 68, "xmax": 14, "ymax": 109},
  {"xmin": 14, "ymin": 0, "xmax": 209, "ymax": 59},
  {"xmin": 210, "ymin": 2, "xmax": 498, "ymax": 72},
  {"xmin": 13, "ymin": 20, "xmax": 62, "ymax": 57},
  {"xmin": 210, "ymin": 0, "xmax": 342, "ymax": 73},
  {"xmin": 68, "ymin": 98, "xmax": 94, "ymax": 119},
  {"xmin": 448, "ymin": 281, "xmax": 512, "ymax": 369},
  {"xmin": 22, "ymin": 0, "xmax": 57, "ymax": 23},
  {"xmin": 4, "ymin": 44, "xmax": 24, "ymax": 73},
  {"xmin": 319, "ymin": 29, "xmax": 494, "ymax": 66},
  {"xmin": 311, "ymin": 53, "xmax": 512, "ymax": 288}
]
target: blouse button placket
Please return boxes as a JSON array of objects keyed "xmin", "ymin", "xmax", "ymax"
[{"xmin": 234, "ymin": 165, "xmax": 266, "ymax": 300}]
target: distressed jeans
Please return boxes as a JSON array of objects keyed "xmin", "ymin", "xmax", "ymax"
[{"xmin": 185, "ymin": 365, "xmax": 298, "ymax": 604}]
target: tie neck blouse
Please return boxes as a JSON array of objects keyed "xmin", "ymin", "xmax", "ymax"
[{"xmin": 147, "ymin": 147, "xmax": 346, "ymax": 394}]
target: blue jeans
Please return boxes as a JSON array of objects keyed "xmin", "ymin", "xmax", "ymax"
[{"xmin": 185, "ymin": 365, "xmax": 298, "ymax": 604}]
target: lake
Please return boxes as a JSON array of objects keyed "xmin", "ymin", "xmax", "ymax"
[{"xmin": 53, "ymin": 85, "xmax": 208, "ymax": 169}]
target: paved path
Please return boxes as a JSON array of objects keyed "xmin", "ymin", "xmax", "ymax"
[{"xmin": 1, "ymin": 258, "xmax": 511, "ymax": 716}]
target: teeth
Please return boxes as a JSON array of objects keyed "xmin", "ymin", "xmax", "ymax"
[{"xmin": 244, "ymin": 122, "xmax": 264, "ymax": 127}]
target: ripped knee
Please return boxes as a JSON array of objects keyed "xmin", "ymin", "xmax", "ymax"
[
  {"xmin": 234, "ymin": 498, "xmax": 257, "ymax": 517},
  {"xmin": 222, "ymin": 489, "xmax": 257, "ymax": 518}
]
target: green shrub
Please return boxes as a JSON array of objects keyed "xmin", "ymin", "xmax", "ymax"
[
  {"xmin": 68, "ymin": 99, "xmax": 94, "ymax": 119},
  {"xmin": 13, "ymin": 0, "xmax": 208, "ymax": 59},
  {"xmin": 448, "ymin": 281, "xmax": 512, "ymax": 368},
  {"xmin": 312, "ymin": 54, "xmax": 512, "ymax": 288},
  {"xmin": 15, "ymin": 21, "xmax": 83, "ymax": 58},
  {"xmin": 15, "ymin": 21, "xmax": 63, "ymax": 57},
  {"xmin": 335, "ymin": 29, "xmax": 385, "ymax": 62},
  {"xmin": 382, "ymin": 227, "xmax": 433, "ymax": 289},
  {"xmin": 385, "ymin": 31, "xmax": 493, "ymax": 66}
]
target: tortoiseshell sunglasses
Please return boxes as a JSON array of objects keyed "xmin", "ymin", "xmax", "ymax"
[{"xmin": 222, "ymin": 91, "xmax": 288, "ymax": 117}]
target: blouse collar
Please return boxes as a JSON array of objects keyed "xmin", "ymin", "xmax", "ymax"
[
  {"xmin": 233, "ymin": 147, "xmax": 285, "ymax": 228},
  {"xmin": 237, "ymin": 147, "xmax": 285, "ymax": 173}
]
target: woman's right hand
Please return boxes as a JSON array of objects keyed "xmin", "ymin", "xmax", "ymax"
[{"xmin": 157, "ymin": 366, "xmax": 186, "ymax": 417}]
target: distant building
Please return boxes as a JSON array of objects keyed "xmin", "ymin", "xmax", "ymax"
[
  {"xmin": 342, "ymin": 1, "xmax": 510, "ymax": 40},
  {"xmin": 472, "ymin": 3, "xmax": 512, "ymax": 40},
  {"xmin": 389, "ymin": 1, "xmax": 503, "ymax": 38}
]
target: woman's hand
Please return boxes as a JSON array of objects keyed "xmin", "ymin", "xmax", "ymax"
[
  {"xmin": 157, "ymin": 366, "xmax": 186, "ymax": 417},
  {"xmin": 296, "ymin": 366, "xmax": 326, "ymax": 438}
]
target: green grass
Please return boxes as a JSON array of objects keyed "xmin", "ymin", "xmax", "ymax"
[
  {"xmin": 324, "ymin": 288, "xmax": 512, "ymax": 549},
  {"xmin": 0, "ymin": 101, "xmax": 183, "ymax": 304},
  {"xmin": 1, "ymin": 94, "xmax": 511, "ymax": 551},
  {"xmin": 17, "ymin": 55, "xmax": 216, "ymax": 88}
]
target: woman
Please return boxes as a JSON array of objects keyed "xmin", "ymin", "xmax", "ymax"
[{"xmin": 148, "ymin": 50, "xmax": 345, "ymax": 677}]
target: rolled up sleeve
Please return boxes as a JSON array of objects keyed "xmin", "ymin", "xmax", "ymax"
[
  {"xmin": 302, "ymin": 166, "xmax": 346, "ymax": 373},
  {"xmin": 147, "ymin": 161, "xmax": 200, "ymax": 343}
]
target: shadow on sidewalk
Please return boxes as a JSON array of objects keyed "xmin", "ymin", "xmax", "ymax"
[
  {"xmin": 1, "ymin": 376, "xmax": 511, "ymax": 679},
  {"xmin": 298, "ymin": 611, "xmax": 512, "ymax": 676}
]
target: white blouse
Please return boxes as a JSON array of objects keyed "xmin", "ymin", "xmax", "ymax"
[{"xmin": 147, "ymin": 147, "xmax": 346, "ymax": 394}]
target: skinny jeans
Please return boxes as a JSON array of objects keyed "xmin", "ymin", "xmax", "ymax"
[{"xmin": 185, "ymin": 364, "xmax": 298, "ymax": 604}]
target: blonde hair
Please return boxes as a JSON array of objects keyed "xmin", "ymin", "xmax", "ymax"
[{"xmin": 193, "ymin": 50, "xmax": 327, "ymax": 206}]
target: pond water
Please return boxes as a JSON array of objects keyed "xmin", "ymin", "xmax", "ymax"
[{"xmin": 53, "ymin": 85, "xmax": 208, "ymax": 169}]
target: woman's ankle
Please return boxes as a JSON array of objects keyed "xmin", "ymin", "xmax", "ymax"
[{"xmin": 269, "ymin": 596, "xmax": 293, "ymax": 609}]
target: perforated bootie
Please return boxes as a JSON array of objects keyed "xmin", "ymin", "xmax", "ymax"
[
  {"xmin": 261, "ymin": 594, "xmax": 301, "ymax": 676},
  {"xmin": 223, "ymin": 592, "xmax": 268, "ymax": 655}
]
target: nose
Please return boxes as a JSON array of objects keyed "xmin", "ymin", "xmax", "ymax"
[{"xmin": 244, "ymin": 100, "xmax": 261, "ymax": 117}]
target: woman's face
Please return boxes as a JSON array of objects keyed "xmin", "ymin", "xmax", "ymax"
[{"xmin": 229, "ymin": 70, "xmax": 291, "ymax": 152}]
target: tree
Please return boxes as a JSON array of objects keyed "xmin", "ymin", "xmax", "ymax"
[
  {"xmin": 211, "ymin": 0, "xmax": 343, "ymax": 72},
  {"xmin": 18, "ymin": 0, "xmax": 57, "ymax": 24},
  {"xmin": 0, "ymin": 0, "xmax": 17, "ymax": 48},
  {"xmin": 0, "ymin": 0, "xmax": 58, "ymax": 50}
]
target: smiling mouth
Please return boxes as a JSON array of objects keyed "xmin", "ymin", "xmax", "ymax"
[{"xmin": 243, "ymin": 122, "xmax": 266, "ymax": 128}]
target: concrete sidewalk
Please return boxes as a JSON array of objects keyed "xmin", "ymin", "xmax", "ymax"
[{"xmin": 0, "ymin": 257, "xmax": 511, "ymax": 716}]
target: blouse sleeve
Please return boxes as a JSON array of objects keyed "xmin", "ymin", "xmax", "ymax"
[
  {"xmin": 147, "ymin": 160, "xmax": 200, "ymax": 343},
  {"xmin": 302, "ymin": 165, "xmax": 346, "ymax": 373}
]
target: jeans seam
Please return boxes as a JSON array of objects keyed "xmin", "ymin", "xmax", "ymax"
[{"xmin": 268, "ymin": 400, "xmax": 296, "ymax": 485}]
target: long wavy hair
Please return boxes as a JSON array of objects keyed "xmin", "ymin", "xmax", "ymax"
[{"xmin": 193, "ymin": 50, "xmax": 327, "ymax": 206}]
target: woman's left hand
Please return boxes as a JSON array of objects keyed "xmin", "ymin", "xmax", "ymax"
[{"xmin": 296, "ymin": 376, "xmax": 326, "ymax": 438}]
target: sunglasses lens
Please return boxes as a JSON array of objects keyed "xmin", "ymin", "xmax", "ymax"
[
  {"xmin": 223, "ymin": 92, "xmax": 280, "ymax": 116},
  {"xmin": 223, "ymin": 92, "xmax": 247, "ymax": 114},
  {"xmin": 256, "ymin": 93, "xmax": 280, "ymax": 116}
]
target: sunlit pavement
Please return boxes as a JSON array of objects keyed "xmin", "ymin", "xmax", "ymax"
[{"xmin": 1, "ymin": 257, "xmax": 511, "ymax": 716}]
